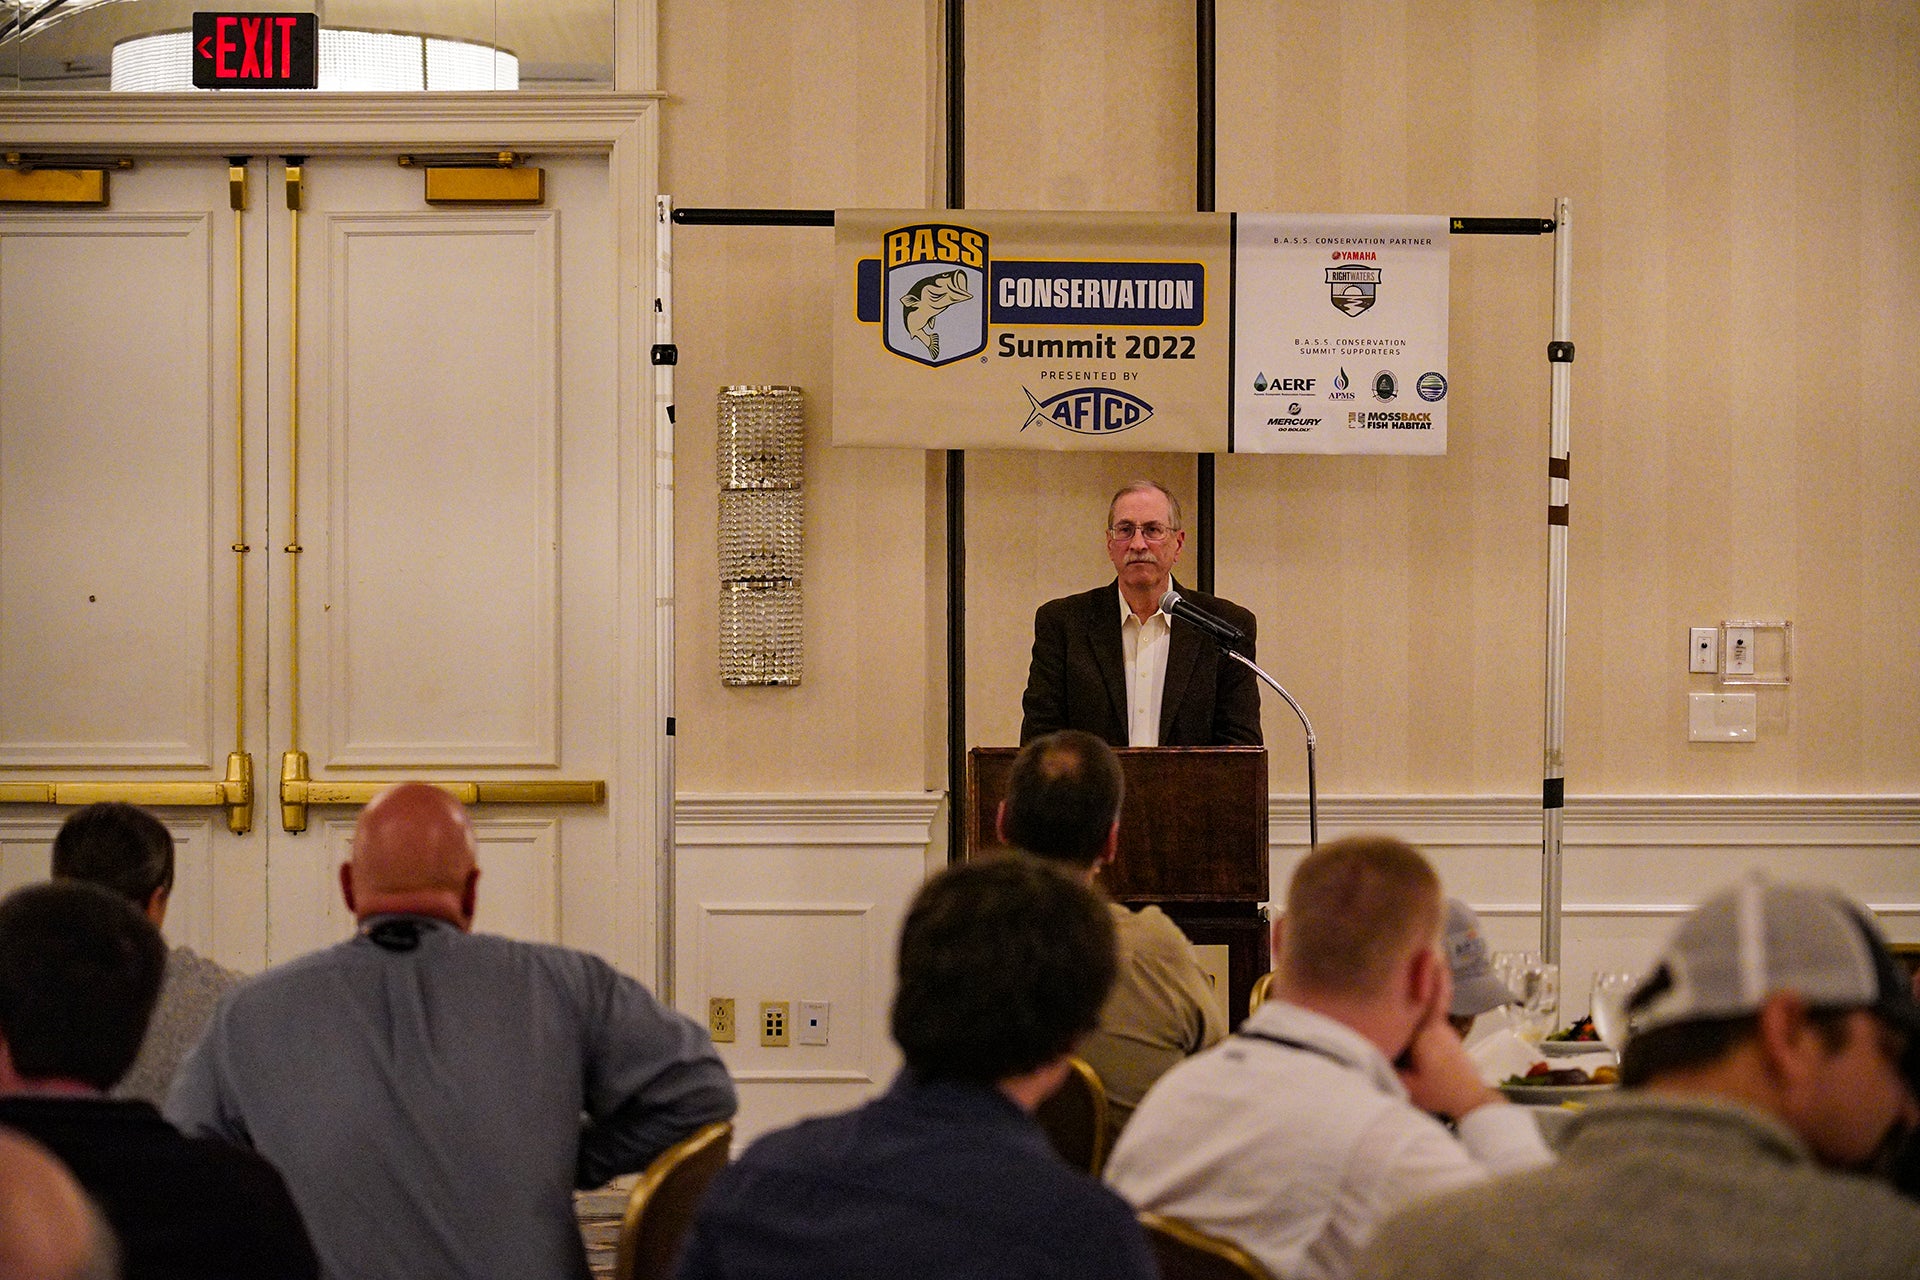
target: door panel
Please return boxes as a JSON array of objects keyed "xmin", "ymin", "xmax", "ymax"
[{"xmin": 0, "ymin": 197, "xmax": 225, "ymax": 766}]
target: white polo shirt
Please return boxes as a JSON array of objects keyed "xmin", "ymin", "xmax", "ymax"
[{"xmin": 1105, "ymin": 999, "xmax": 1552, "ymax": 1280}]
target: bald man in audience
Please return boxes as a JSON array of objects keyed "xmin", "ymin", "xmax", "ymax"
[
  {"xmin": 0, "ymin": 1128, "xmax": 119, "ymax": 1280},
  {"xmin": 169, "ymin": 782, "xmax": 737, "ymax": 1280},
  {"xmin": 1104, "ymin": 834, "xmax": 1550, "ymax": 1280}
]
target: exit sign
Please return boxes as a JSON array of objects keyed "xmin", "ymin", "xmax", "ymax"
[{"xmin": 191, "ymin": 12, "xmax": 318, "ymax": 89}]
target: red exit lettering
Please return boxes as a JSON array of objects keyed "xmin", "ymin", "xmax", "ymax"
[{"xmin": 213, "ymin": 14, "xmax": 302, "ymax": 81}]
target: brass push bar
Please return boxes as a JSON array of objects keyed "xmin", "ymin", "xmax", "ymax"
[
  {"xmin": 0, "ymin": 752, "xmax": 255, "ymax": 834},
  {"xmin": 278, "ymin": 752, "xmax": 604, "ymax": 832}
]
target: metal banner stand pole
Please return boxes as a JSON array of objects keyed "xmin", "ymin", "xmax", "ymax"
[{"xmin": 1541, "ymin": 195, "xmax": 1574, "ymax": 963}]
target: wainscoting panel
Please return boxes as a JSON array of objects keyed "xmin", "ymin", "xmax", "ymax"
[
  {"xmin": 676, "ymin": 791, "xmax": 1917, "ymax": 1145},
  {"xmin": 674, "ymin": 794, "xmax": 942, "ymax": 1146},
  {"xmin": 1267, "ymin": 794, "xmax": 1920, "ymax": 1019}
]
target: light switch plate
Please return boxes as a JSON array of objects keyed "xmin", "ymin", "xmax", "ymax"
[{"xmin": 1689, "ymin": 692, "xmax": 1757, "ymax": 742}]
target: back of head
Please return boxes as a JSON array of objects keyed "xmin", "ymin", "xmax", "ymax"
[
  {"xmin": 0, "ymin": 1128, "xmax": 120, "ymax": 1280},
  {"xmin": 891, "ymin": 856, "xmax": 1117, "ymax": 1084},
  {"xmin": 50, "ymin": 803, "xmax": 174, "ymax": 909},
  {"xmin": 1001, "ymin": 730, "xmax": 1124, "ymax": 868},
  {"xmin": 0, "ymin": 882, "xmax": 166, "ymax": 1091},
  {"xmin": 1622, "ymin": 875, "xmax": 1920, "ymax": 1091},
  {"xmin": 1280, "ymin": 834, "xmax": 1442, "ymax": 999},
  {"xmin": 348, "ymin": 783, "xmax": 479, "ymax": 924}
]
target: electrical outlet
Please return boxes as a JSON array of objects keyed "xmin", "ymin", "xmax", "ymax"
[
  {"xmin": 707, "ymin": 997, "xmax": 734, "ymax": 1043},
  {"xmin": 1689, "ymin": 627, "xmax": 1718, "ymax": 674},
  {"xmin": 760, "ymin": 1001, "xmax": 789, "ymax": 1046},
  {"xmin": 796, "ymin": 1000, "xmax": 830, "ymax": 1046}
]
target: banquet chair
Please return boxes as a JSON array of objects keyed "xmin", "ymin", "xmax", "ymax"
[
  {"xmin": 1248, "ymin": 969, "xmax": 1273, "ymax": 1016},
  {"xmin": 1139, "ymin": 1211, "xmax": 1277, "ymax": 1280},
  {"xmin": 613, "ymin": 1120, "xmax": 732, "ymax": 1280},
  {"xmin": 1034, "ymin": 1055, "xmax": 1110, "ymax": 1175}
]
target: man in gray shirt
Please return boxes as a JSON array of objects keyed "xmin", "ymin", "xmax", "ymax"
[
  {"xmin": 52, "ymin": 802, "xmax": 242, "ymax": 1107},
  {"xmin": 168, "ymin": 782, "xmax": 737, "ymax": 1280}
]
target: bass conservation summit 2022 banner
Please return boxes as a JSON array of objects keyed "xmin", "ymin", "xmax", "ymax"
[{"xmin": 831, "ymin": 209, "xmax": 1448, "ymax": 455}]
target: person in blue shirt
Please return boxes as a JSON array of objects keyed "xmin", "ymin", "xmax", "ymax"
[
  {"xmin": 169, "ymin": 782, "xmax": 735, "ymax": 1280},
  {"xmin": 676, "ymin": 855, "xmax": 1158, "ymax": 1280}
]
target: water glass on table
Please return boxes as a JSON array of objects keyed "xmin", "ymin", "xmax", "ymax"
[
  {"xmin": 1512, "ymin": 960, "xmax": 1560, "ymax": 1044},
  {"xmin": 1589, "ymin": 971, "xmax": 1639, "ymax": 1055}
]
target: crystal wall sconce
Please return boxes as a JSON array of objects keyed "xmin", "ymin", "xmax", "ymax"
[{"xmin": 717, "ymin": 386, "xmax": 803, "ymax": 686}]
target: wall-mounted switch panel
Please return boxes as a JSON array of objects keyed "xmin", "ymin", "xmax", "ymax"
[{"xmin": 1689, "ymin": 628, "xmax": 1719, "ymax": 673}]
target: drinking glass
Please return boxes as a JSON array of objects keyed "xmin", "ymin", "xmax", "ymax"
[
  {"xmin": 1589, "ymin": 971, "xmax": 1640, "ymax": 1054},
  {"xmin": 1512, "ymin": 961, "xmax": 1559, "ymax": 1043}
]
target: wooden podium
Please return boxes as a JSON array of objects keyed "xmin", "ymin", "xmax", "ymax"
[{"xmin": 965, "ymin": 746, "xmax": 1270, "ymax": 1027}]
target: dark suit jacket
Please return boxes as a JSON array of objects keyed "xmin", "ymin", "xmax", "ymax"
[{"xmin": 1019, "ymin": 580, "xmax": 1262, "ymax": 747}]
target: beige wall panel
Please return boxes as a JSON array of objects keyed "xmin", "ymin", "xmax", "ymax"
[{"xmin": 664, "ymin": 1, "xmax": 937, "ymax": 791}]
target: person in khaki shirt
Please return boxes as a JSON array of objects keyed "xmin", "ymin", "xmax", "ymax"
[{"xmin": 996, "ymin": 729, "xmax": 1226, "ymax": 1129}]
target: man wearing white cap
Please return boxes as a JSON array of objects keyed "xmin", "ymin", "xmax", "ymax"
[
  {"xmin": 1355, "ymin": 875, "xmax": 1920, "ymax": 1280},
  {"xmin": 1440, "ymin": 899, "xmax": 1513, "ymax": 1040}
]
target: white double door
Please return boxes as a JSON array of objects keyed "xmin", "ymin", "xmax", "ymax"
[{"xmin": 0, "ymin": 152, "xmax": 641, "ymax": 973}]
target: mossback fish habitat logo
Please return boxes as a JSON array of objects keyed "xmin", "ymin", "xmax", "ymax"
[
  {"xmin": 1022, "ymin": 385, "xmax": 1154, "ymax": 436},
  {"xmin": 882, "ymin": 223, "xmax": 988, "ymax": 366}
]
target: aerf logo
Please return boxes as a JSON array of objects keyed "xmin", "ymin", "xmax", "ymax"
[{"xmin": 882, "ymin": 223, "xmax": 989, "ymax": 367}]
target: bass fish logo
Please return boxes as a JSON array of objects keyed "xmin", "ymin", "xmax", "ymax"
[
  {"xmin": 1021, "ymin": 386, "xmax": 1154, "ymax": 436},
  {"xmin": 1326, "ymin": 263, "xmax": 1382, "ymax": 316},
  {"xmin": 883, "ymin": 223, "xmax": 988, "ymax": 366}
]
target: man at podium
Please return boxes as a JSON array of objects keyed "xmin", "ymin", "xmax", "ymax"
[{"xmin": 1020, "ymin": 480, "xmax": 1262, "ymax": 747}]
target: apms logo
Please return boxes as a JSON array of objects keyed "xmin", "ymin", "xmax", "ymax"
[
  {"xmin": 882, "ymin": 223, "xmax": 988, "ymax": 367},
  {"xmin": 1022, "ymin": 386, "xmax": 1154, "ymax": 435},
  {"xmin": 1327, "ymin": 367, "xmax": 1357, "ymax": 401}
]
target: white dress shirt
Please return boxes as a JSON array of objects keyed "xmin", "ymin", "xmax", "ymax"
[
  {"xmin": 1119, "ymin": 587, "xmax": 1172, "ymax": 747},
  {"xmin": 1105, "ymin": 999, "xmax": 1551, "ymax": 1280}
]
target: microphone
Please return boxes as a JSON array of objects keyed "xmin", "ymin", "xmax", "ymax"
[{"xmin": 1159, "ymin": 588, "xmax": 1246, "ymax": 648}]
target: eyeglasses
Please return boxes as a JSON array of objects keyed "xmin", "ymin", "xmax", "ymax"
[{"xmin": 1107, "ymin": 522, "xmax": 1176, "ymax": 544}]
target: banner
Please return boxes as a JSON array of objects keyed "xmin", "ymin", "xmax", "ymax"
[
  {"xmin": 832, "ymin": 210, "xmax": 1230, "ymax": 451},
  {"xmin": 831, "ymin": 209, "xmax": 1449, "ymax": 455},
  {"xmin": 1230, "ymin": 213, "xmax": 1450, "ymax": 454}
]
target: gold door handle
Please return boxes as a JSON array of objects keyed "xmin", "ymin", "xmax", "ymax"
[
  {"xmin": 0, "ymin": 752, "xmax": 255, "ymax": 834},
  {"xmin": 278, "ymin": 752, "xmax": 604, "ymax": 832}
]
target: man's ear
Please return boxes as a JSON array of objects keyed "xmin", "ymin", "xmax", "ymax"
[
  {"xmin": 459, "ymin": 866, "xmax": 480, "ymax": 928},
  {"xmin": 1268, "ymin": 914, "xmax": 1286, "ymax": 971},
  {"xmin": 994, "ymin": 800, "xmax": 1010, "ymax": 846},
  {"xmin": 1098, "ymin": 820, "xmax": 1120, "ymax": 868},
  {"xmin": 1408, "ymin": 942, "xmax": 1442, "ymax": 1010},
  {"xmin": 1754, "ymin": 990, "xmax": 1820, "ymax": 1087},
  {"xmin": 338, "ymin": 862, "xmax": 357, "ymax": 915}
]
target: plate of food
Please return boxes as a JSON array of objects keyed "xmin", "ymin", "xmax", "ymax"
[
  {"xmin": 1539, "ymin": 1016, "xmax": 1603, "ymax": 1056},
  {"xmin": 1498, "ymin": 1063, "xmax": 1618, "ymax": 1104}
]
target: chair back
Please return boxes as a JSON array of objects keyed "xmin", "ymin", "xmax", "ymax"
[
  {"xmin": 1247, "ymin": 969, "xmax": 1273, "ymax": 1017},
  {"xmin": 1033, "ymin": 1054, "xmax": 1110, "ymax": 1175},
  {"xmin": 613, "ymin": 1120, "xmax": 733, "ymax": 1280},
  {"xmin": 1139, "ymin": 1211, "xmax": 1277, "ymax": 1280}
]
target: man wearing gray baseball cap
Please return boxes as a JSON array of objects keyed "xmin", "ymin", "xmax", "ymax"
[{"xmin": 1354, "ymin": 875, "xmax": 1920, "ymax": 1280}]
